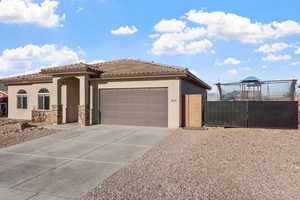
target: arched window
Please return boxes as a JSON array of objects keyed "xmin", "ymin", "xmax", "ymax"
[
  {"xmin": 38, "ymin": 88, "xmax": 50, "ymax": 110},
  {"xmin": 39, "ymin": 88, "xmax": 49, "ymax": 93},
  {"xmin": 17, "ymin": 89, "xmax": 28, "ymax": 109}
]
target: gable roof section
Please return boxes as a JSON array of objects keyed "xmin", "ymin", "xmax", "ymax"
[{"xmin": 0, "ymin": 59, "xmax": 211, "ymax": 89}]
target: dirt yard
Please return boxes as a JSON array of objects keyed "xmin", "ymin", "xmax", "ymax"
[
  {"xmin": 83, "ymin": 128, "xmax": 300, "ymax": 200},
  {"xmin": 0, "ymin": 118, "xmax": 59, "ymax": 148}
]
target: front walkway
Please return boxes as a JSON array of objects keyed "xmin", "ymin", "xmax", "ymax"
[{"xmin": 0, "ymin": 125, "xmax": 171, "ymax": 200}]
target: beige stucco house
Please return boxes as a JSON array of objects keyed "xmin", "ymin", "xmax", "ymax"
[{"xmin": 0, "ymin": 59, "xmax": 210, "ymax": 128}]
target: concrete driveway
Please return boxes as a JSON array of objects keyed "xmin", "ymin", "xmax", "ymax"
[{"xmin": 0, "ymin": 125, "xmax": 171, "ymax": 200}]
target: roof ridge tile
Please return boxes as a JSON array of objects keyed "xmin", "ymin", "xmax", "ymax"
[{"xmin": 93, "ymin": 58, "xmax": 187, "ymax": 72}]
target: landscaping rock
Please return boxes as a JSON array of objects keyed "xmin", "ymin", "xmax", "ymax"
[
  {"xmin": 0, "ymin": 118, "xmax": 59, "ymax": 148},
  {"xmin": 82, "ymin": 128, "xmax": 300, "ymax": 200},
  {"xmin": 17, "ymin": 122, "xmax": 30, "ymax": 131}
]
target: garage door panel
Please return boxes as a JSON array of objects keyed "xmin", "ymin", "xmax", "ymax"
[
  {"xmin": 100, "ymin": 88, "xmax": 168, "ymax": 127},
  {"xmin": 101, "ymin": 104, "xmax": 166, "ymax": 112},
  {"xmin": 101, "ymin": 113, "xmax": 166, "ymax": 127}
]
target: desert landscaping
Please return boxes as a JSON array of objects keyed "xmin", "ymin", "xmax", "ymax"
[
  {"xmin": 0, "ymin": 118, "xmax": 59, "ymax": 149},
  {"xmin": 83, "ymin": 128, "xmax": 300, "ymax": 200}
]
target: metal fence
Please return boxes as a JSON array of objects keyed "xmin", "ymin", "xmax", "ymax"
[
  {"xmin": 205, "ymin": 101, "xmax": 298, "ymax": 129},
  {"xmin": 217, "ymin": 79, "xmax": 297, "ymax": 101}
]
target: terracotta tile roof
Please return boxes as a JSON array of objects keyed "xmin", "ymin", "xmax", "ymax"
[
  {"xmin": 93, "ymin": 59, "xmax": 210, "ymax": 89},
  {"xmin": 0, "ymin": 59, "xmax": 211, "ymax": 89},
  {"xmin": 0, "ymin": 73, "xmax": 52, "ymax": 85},
  {"xmin": 41, "ymin": 62, "xmax": 102, "ymax": 74},
  {"xmin": 92, "ymin": 59, "xmax": 187, "ymax": 77}
]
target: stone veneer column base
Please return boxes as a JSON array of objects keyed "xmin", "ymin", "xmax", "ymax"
[
  {"xmin": 51, "ymin": 105, "xmax": 63, "ymax": 125},
  {"xmin": 32, "ymin": 110, "xmax": 52, "ymax": 123},
  {"xmin": 78, "ymin": 105, "xmax": 90, "ymax": 126}
]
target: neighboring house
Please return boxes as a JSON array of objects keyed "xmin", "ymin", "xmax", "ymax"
[
  {"xmin": 0, "ymin": 91, "xmax": 8, "ymax": 117},
  {"xmin": 0, "ymin": 59, "xmax": 210, "ymax": 128},
  {"xmin": 0, "ymin": 83, "xmax": 7, "ymax": 93}
]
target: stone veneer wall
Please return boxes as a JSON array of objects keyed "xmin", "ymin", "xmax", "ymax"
[
  {"xmin": 31, "ymin": 110, "xmax": 52, "ymax": 123},
  {"xmin": 78, "ymin": 105, "xmax": 90, "ymax": 126},
  {"xmin": 51, "ymin": 105, "xmax": 63, "ymax": 124}
]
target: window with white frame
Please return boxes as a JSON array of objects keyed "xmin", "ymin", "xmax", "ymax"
[
  {"xmin": 38, "ymin": 88, "xmax": 50, "ymax": 110},
  {"xmin": 17, "ymin": 89, "xmax": 28, "ymax": 109}
]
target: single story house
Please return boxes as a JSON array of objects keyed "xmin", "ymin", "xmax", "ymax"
[{"xmin": 0, "ymin": 59, "xmax": 210, "ymax": 128}]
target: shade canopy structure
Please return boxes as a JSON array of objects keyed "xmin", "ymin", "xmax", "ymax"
[
  {"xmin": 241, "ymin": 76, "xmax": 260, "ymax": 83},
  {"xmin": 217, "ymin": 77, "xmax": 297, "ymax": 101}
]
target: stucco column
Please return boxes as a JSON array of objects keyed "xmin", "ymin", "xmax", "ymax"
[
  {"xmin": 51, "ymin": 77, "xmax": 63, "ymax": 125},
  {"xmin": 61, "ymin": 84, "xmax": 67, "ymax": 124},
  {"xmin": 90, "ymin": 82, "xmax": 99, "ymax": 124},
  {"xmin": 77, "ymin": 75, "xmax": 90, "ymax": 126},
  {"xmin": 89, "ymin": 84, "xmax": 93, "ymax": 125}
]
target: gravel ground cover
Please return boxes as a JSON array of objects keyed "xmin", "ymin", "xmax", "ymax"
[
  {"xmin": 0, "ymin": 118, "xmax": 59, "ymax": 148},
  {"xmin": 82, "ymin": 128, "xmax": 300, "ymax": 200}
]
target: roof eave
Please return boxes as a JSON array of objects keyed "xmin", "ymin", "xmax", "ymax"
[
  {"xmin": 184, "ymin": 71, "xmax": 211, "ymax": 90},
  {"xmin": 91, "ymin": 72, "xmax": 211, "ymax": 90},
  {"xmin": 91, "ymin": 73, "xmax": 187, "ymax": 81},
  {"xmin": 4, "ymin": 80, "xmax": 53, "ymax": 85}
]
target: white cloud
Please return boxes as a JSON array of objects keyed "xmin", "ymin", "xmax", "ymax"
[
  {"xmin": 150, "ymin": 10, "xmax": 300, "ymax": 55},
  {"xmin": 262, "ymin": 54, "xmax": 292, "ymax": 62},
  {"xmin": 291, "ymin": 61, "xmax": 300, "ymax": 65},
  {"xmin": 149, "ymin": 34, "xmax": 160, "ymax": 38},
  {"xmin": 151, "ymin": 27, "xmax": 213, "ymax": 55},
  {"xmin": 0, "ymin": 44, "xmax": 80, "ymax": 76},
  {"xmin": 111, "ymin": 26, "xmax": 138, "ymax": 35},
  {"xmin": 76, "ymin": 7, "xmax": 84, "ymax": 13},
  {"xmin": 218, "ymin": 57, "xmax": 241, "ymax": 65},
  {"xmin": 256, "ymin": 42, "xmax": 290, "ymax": 53},
  {"xmin": 227, "ymin": 67, "xmax": 251, "ymax": 76},
  {"xmin": 185, "ymin": 10, "xmax": 300, "ymax": 43},
  {"xmin": 154, "ymin": 19, "xmax": 186, "ymax": 33},
  {"xmin": 76, "ymin": 46, "xmax": 86, "ymax": 56},
  {"xmin": 228, "ymin": 69, "xmax": 238, "ymax": 75},
  {"xmin": 0, "ymin": 0, "xmax": 65, "ymax": 27},
  {"xmin": 295, "ymin": 48, "xmax": 300, "ymax": 54},
  {"xmin": 183, "ymin": 39, "xmax": 214, "ymax": 55}
]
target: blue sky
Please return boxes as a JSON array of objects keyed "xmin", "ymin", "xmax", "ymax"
[{"xmin": 0, "ymin": 0, "xmax": 300, "ymax": 92}]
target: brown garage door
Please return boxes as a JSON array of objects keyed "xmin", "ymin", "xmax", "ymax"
[{"xmin": 100, "ymin": 88, "xmax": 168, "ymax": 127}]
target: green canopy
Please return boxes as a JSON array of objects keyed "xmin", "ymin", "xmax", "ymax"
[{"xmin": 241, "ymin": 76, "xmax": 260, "ymax": 83}]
